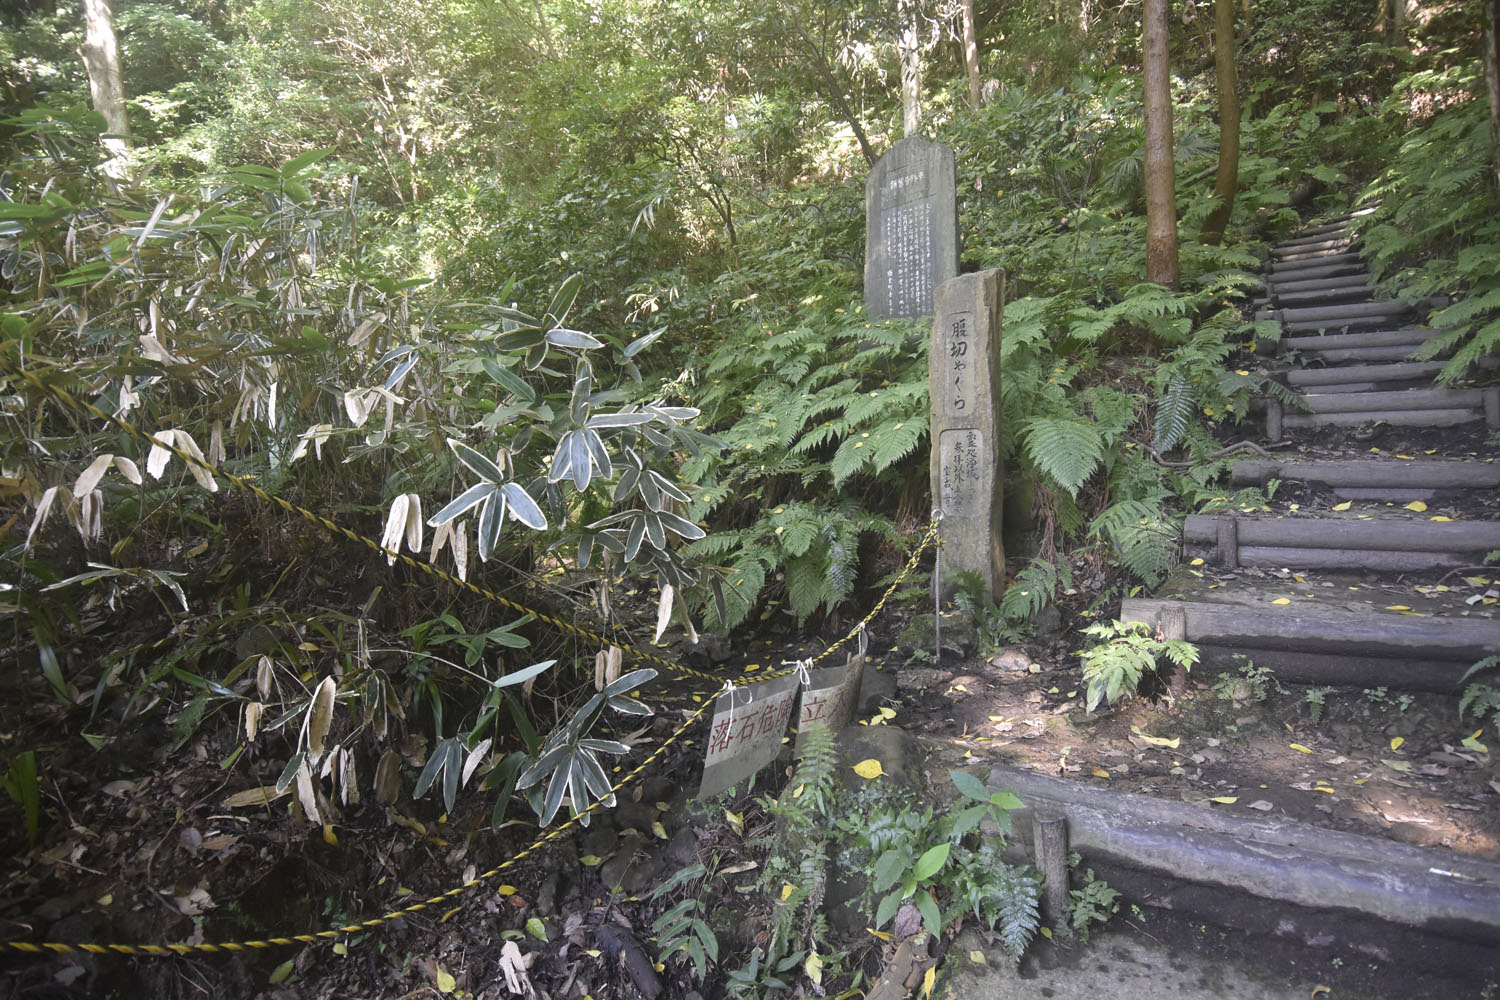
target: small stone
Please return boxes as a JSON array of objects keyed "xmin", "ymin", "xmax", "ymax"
[{"xmin": 989, "ymin": 648, "xmax": 1032, "ymax": 672}]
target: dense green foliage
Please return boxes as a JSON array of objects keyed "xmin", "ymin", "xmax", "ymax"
[{"xmin": 2, "ymin": 0, "xmax": 1496, "ymax": 881}]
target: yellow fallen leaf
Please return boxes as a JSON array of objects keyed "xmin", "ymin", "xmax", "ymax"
[
  {"xmin": 1271, "ymin": 597, "xmax": 1292, "ymax": 605},
  {"xmin": 1092, "ymin": 767, "xmax": 1111, "ymax": 779},
  {"xmin": 1129, "ymin": 725, "xmax": 1180, "ymax": 749},
  {"xmin": 1289, "ymin": 743, "xmax": 1314, "ymax": 754},
  {"xmin": 1039, "ymin": 926, "xmax": 1053, "ymax": 939},
  {"xmin": 1430, "ymin": 515, "xmax": 1453, "ymax": 521},
  {"xmin": 923, "ymin": 964, "xmax": 936, "ymax": 998},
  {"xmin": 651, "ymin": 821, "xmax": 668, "ymax": 840},
  {"xmin": 1314, "ymin": 786, "xmax": 1335, "ymax": 794},
  {"xmin": 725, "ymin": 810, "xmax": 744, "ymax": 836},
  {"xmin": 969, "ymin": 950, "xmax": 987, "ymax": 966},
  {"xmin": 1332, "ymin": 501, "xmax": 1352, "ymax": 511},
  {"xmin": 322, "ymin": 824, "xmax": 339, "ymax": 847},
  {"xmin": 806, "ymin": 951, "xmax": 823, "ymax": 987},
  {"xmin": 579, "ymin": 855, "xmax": 603, "ymax": 867},
  {"xmin": 1390, "ymin": 736, "xmax": 1404, "ymax": 751},
  {"xmin": 436, "ymin": 967, "xmax": 456, "ymax": 994},
  {"xmin": 950, "ymin": 683, "xmax": 969, "ymax": 693},
  {"xmin": 1313, "ymin": 986, "xmax": 1331, "ymax": 997},
  {"xmin": 1209, "ymin": 796, "xmax": 1238, "ymax": 804},
  {"xmin": 1190, "ymin": 557, "xmax": 1205, "ymax": 566},
  {"xmin": 497, "ymin": 884, "xmax": 518, "ymax": 895},
  {"xmin": 1385, "ymin": 605, "xmax": 1411, "ymax": 611},
  {"xmin": 1396, "ymin": 454, "xmax": 1414, "ymax": 460},
  {"xmin": 867, "ymin": 927, "xmax": 894, "ymax": 942},
  {"xmin": 1405, "ymin": 500, "xmax": 1428, "ymax": 512},
  {"xmin": 1383, "ymin": 759, "xmax": 1414, "ymax": 772},
  {"xmin": 852, "ymin": 759, "xmax": 885, "ymax": 780},
  {"xmin": 988, "ymin": 715, "xmax": 1008, "ymax": 722},
  {"xmin": 781, "ymin": 883, "xmax": 797, "ymax": 902}
]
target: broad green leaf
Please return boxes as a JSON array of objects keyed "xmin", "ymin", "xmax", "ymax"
[{"xmin": 912, "ymin": 843, "xmax": 950, "ymax": 881}]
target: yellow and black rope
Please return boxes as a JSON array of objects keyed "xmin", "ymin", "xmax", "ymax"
[{"xmin": 0, "ymin": 356, "xmax": 939, "ymax": 958}]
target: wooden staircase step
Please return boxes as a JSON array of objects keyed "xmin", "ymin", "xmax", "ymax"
[
  {"xmin": 1182, "ymin": 513, "xmax": 1500, "ymax": 572},
  {"xmin": 1229, "ymin": 458, "xmax": 1500, "ymax": 491}
]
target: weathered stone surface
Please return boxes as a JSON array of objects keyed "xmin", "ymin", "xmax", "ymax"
[
  {"xmin": 929, "ymin": 268, "xmax": 1005, "ymax": 602},
  {"xmin": 865, "ymin": 137, "xmax": 959, "ymax": 318}
]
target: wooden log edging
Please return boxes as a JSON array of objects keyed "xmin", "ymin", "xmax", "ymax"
[
  {"xmin": 986, "ymin": 762, "xmax": 1500, "ymax": 957},
  {"xmin": 1183, "ymin": 514, "xmax": 1500, "ymax": 554},
  {"xmin": 1230, "ymin": 458, "xmax": 1500, "ymax": 490},
  {"xmin": 1120, "ymin": 597, "xmax": 1500, "ymax": 668},
  {"xmin": 1284, "ymin": 360, "xmax": 1449, "ymax": 387}
]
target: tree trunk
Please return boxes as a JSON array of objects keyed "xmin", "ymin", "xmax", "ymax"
[
  {"xmin": 1143, "ymin": 0, "xmax": 1179, "ymax": 286},
  {"xmin": 899, "ymin": 0, "xmax": 923, "ymax": 135},
  {"xmin": 79, "ymin": 0, "xmax": 130, "ymax": 179},
  {"xmin": 789, "ymin": 12, "xmax": 877, "ymax": 165},
  {"xmin": 1485, "ymin": 0, "xmax": 1500, "ymax": 189},
  {"xmin": 1198, "ymin": 0, "xmax": 1240, "ymax": 245},
  {"xmin": 962, "ymin": 0, "xmax": 982, "ymax": 111}
]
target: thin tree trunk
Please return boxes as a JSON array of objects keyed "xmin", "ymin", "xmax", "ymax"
[
  {"xmin": 1199, "ymin": 0, "xmax": 1240, "ymax": 245},
  {"xmin": 962, "ymin": 0, "xmax": 982, "ymax": 111},
  {"xmin": 1485, "ymin": 0, "xmax": 1500, "ymax": 189},
  {"xmin": 1143, "ymin": 0, "xmax": 1179, "ymax": 287},
  {"xmin": 899, "ymin": 0, "xmax": 923, "ymax": 134},
  {"xmin": 789, "ymin": 13, "xmax": 876, "ymax": 165},
  {"xmin": 79, "ymin": 0, "xmax": 129, "ymax": 179}
]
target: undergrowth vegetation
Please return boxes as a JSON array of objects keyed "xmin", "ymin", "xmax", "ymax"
[{"xmin": 0, "ymin": 0, "xmax": 1497, "ymax": 990}]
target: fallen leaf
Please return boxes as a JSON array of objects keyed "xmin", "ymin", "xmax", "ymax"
[
  {"xmin": 269, "ymin": 959, "xmax": 295, "ymax": 985},
  {"xmin": 1190, "ymin": 557, "xmax": 1205, "ymax": 566},
  {"xmin": 852, "ymin": 759, "xmax": 885, "ymax": 779},
  {"xmin": 1430, "ymin": 515, "xmax": 1453, "ymax": 522},
  {"xmin": 1289, "ymin": 743, "xmax": 1314, "ymax": 754},
  {"xmin": 1332, "ymin": 501, "xmax": 1352, "ymax": 511},
  {"xmin": 526, "ymin": 916, "xmax": 547, "ymax": 941},
  {"xmin": 1091, "ymin": 767, "xmax": 1110, "ymax": 779},
  {"xmin": 1404, "ymin": 500, "xmax": 1428, "ymax": 512},
  {"xmin": 968, "ymin": 950, "xmax": 987, "ymax": 965},
  {"xmin": 923, "ymin": 964, "xmax": 936, "ymax": 998},
  {"xmin": 1271, "ymin": 597, "xmax": 1292, "ymax": 605},
  {"xmin": 1209, "ymin": 796, "xmax": 1238, "ymax": 804},
  {"xmin": 435, "ymin": 966, "xmax": 457, "ymax": 994},
  {"xmin": 1248, "ymin": 800, "xmax": 1274, "ymax": 811},
  {"xmin": 1390, "ymin": 736, "xmax": 1404, "ymax": 751},
  {"xmin": 867, "ymin": 927, "xmax": 894, "ymax": 942},
  {"xmin": 1385, "ymin": 605, "xmax": 1412, "ymax": 611},
  {"xmin": 806, "ymin": 951, "xmax": 823, "ymax": 987},
  {"xmin": 1129, "ymin": 725, "xmax": 1180, "ymax": 749},
  {"xmin": 1382, "ymin": 759, "xmax": 1413, "ymax": 773},
  {"xmin": 579, "ymin": 855, "xmax": 603, "ymax": 867},
  {"xmin": 781, "ymin": 883, "xmax": 797, "ymax": 902}
]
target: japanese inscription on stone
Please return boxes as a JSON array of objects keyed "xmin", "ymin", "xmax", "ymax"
[
  {"xmin": 938, "ymin": 428, "xmax": 983, "ymax": 518},
  {"xmin": 865, "ymin": 137, "xmax": 959, "ymax": 319},
  {"xmin": 698, "ymin": 673, "xmax": 798, "ymax": 799},
  {"xmin": 929, "ymin": 269, "xmax": 1006, "ymax": 603},
  {"xmin": 938, "ymin": 311, "xmax": 975, "ymax": 415}
]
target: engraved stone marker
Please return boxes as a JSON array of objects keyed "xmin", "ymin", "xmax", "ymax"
[
  {"xmin": 929, "ymin": 268, "xmax": 1005, "ymax": 602},
  {"xmin": 698, "ymin": 672, "xmax": 798, "ymax": 799},
  {"xmin": 864, "ymin": 137, "xmax": 959, "ymax": 319}
]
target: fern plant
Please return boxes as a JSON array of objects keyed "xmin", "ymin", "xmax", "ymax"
[{"xmin": 1080, "ymin": 620, "xmax": 1199, "ymax": 712}]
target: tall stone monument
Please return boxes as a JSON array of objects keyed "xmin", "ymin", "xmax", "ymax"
[
  {"xmin": 929, "ymin": 268, "xmax": 1005, "ymax": 602},
  {"xmin": 864, "ymin": 137, "xmax": 959, "ymax": 319}
]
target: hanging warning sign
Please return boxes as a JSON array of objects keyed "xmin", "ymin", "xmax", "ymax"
[
  {"xmin": 795, "ymin": 631, "xmax": 868, "ymax": 750},
  {"xmin": 697, "ymin": 673, "xmax": 799, "ymax": 799}
]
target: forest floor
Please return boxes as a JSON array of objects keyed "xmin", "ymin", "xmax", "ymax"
[{"xmin": 1, "ymin": 426, "xmax": 1496, "ymax": 1000}]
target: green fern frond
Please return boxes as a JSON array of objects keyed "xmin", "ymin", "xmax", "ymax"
[
  {"xmin": 1024, "ymin": 417, "xmax": 1104, "ymax": 496},
  {"xmin": 1153, "ymin": 373, "xmax": 1195, "ymax": 452},
  {"xmin": 869, "ymin": 418, "xmax": 927, "ymax": 474},
  {"xmin": 1091, "ymin": 499, "xmax": 1180, "ymax": 585}
]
